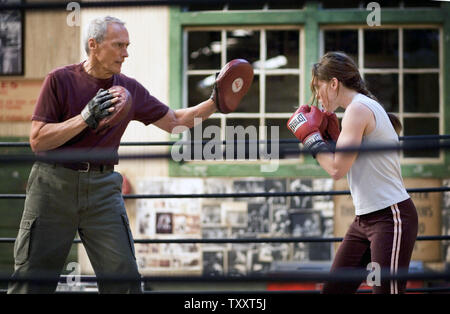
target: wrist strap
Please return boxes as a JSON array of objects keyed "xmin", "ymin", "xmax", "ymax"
[
  {"xmin": 81, "ymin": 106, "xmax": 97, "ymax": 129},
  {"xmin": 303, "ymin": 132, "xmax": 330, "ymax": 158}
]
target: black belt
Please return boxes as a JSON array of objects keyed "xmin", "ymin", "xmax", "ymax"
[{"xmin": 56, "ymin": 162, "xmax": 114, "ymax": 172}]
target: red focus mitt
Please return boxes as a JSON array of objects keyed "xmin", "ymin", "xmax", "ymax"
[
  {"xmin": 96, "ymin": 85, "xmax": 133, "ymax": 134},
  {"xmin": 211, "ymin": 59, "xmax": 254, "ymax": 113}
]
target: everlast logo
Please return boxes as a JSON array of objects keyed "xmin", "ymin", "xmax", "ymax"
[{"xmin": 288, "ymin": 113, "xmax": 307, "ymax": 133}]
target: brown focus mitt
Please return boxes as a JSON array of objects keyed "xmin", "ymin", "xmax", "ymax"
[
  {"xmin": 211, "ymin": 59, "xmax": 254, "ymax": 113},
  {"xmin": 96, "ymin": 85, "xmax": 132, "ymax": 134}
]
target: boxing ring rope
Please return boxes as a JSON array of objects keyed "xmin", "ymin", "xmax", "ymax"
[
  {"xmin": 0, "ymin": 135, "xmax": 449, "ymax": 293},
  {"xmin": 1, "ymin": 186, "xmax": 449, "ymax": 200},
  {"xmin": 0, "ymin": 139, "xmax": 449, "ymax": 166},
  {"xmin": 1, "ymin": 268, "xmax": 449, "ymax": 286},
  {"xmin": 1, "ymin": 134, "xmax": 449, "ymax": 148},
  {"xmin": 0, "ymin": 235, "xmax": 449, "ymax": 245},
  {"xmin": 0, "ymin": 134, "xmax": 449, "ymax": 148}
]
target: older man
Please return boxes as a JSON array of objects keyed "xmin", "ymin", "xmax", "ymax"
[{"xmin": 8, "ymin": 16, "xmax": 217, "ymax": 294}]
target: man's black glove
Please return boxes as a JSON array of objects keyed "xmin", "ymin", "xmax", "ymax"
[{"xmin": 81, "ymin": 88, "xmax": 115, "ymax": 129}]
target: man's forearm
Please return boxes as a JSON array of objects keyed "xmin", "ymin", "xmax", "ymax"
[
  {"xmin": 175, "ymin": 99, "xmax": 217, "ymax": 129},
  {"xmin": 30, "ymin": 115, "xmax": 88, "ymax": 152}
]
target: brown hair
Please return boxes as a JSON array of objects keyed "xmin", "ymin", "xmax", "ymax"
[
  {"xmin": 310, "ymin": 51, "xmax": 377, "ymax": 105},
  {"xmin": 387, "ymin": 113, "xmax": 402, "ymax": 135},
  {"xmin": 311, "ymin": 51, "xmax": 402, "ymax": 133}
]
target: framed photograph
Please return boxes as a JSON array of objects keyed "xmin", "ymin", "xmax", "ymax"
[
  {"xmin": 247, "ymin": 203, "xmax": 270, "ymax": 234},
  {"xmin": 292, "ymin": 242, "xmax": 308, "ymax": 261},
  {"xmin": 222, "ymin": 202, "xmax": 248, "ymax": 227},
  {"xmin": 230, "ymin": 227, "xmax": 254, "ymax": 238},
  {"xmin": 201, "ymin": 203, "xmax": 223, "ymax": 226},
  {"xmin": 232, "ymin": 178, "xmax": 265, "ymax": 203},
  {"xmin": 228, "ymin": 250, "xmax": 249, "ymax": 276},
  {"xmin": 250, "ymin": 249, "xmax": 272, "ymax": 274},
  {"xmin": 202, "ymin": 250, "xmax": 226, "ymax": 276},
  {"xmin": 0, "ymin": 1, "xmax": 23, "ymax": 75},
  {"xmin": 290, "ymin": 210, "xmax": 322, "ymax": 237},
  {"xmin": 155, "ymin": 212, "xmax": 173, "ymax": 234},
  {"xmin": 137, "ymin": 206, "xmax": 155, "ymax": 236},
  {"xmin": 264, "ymin": 178, "xmax": 287, "ymax": 205},
  {"xmin": 289, "ymin": 179, "xmax": 313, "ymax": 209},
  {"xmin": 204, "ymin": 178, "xmax": 233, "ymax": 196},
  {"xmin": 292, "ymin": 242, "xmax": 332, "ymax": 262},
  {"xmin": 322, "ymin": 217, "xmax": 334, "ymax": 238},
  {"xmin": 202, "ymin": 227, "xmax": 228, "ymax": 239},
  {"xmin": 172, "ymin": 213, "xmax": 201, "ymax": 235},
  {"xmin": 313, "ymin": 178, "xmax": 334, "ymax": 217},
  {"xmin": 270, "ymin": 205, "xmax": 290, "ymax": 236}
]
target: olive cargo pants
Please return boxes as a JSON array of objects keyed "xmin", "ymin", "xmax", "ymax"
[{"xmin": 8, "ymin": 162, "xmax": 142, "ymax": 294}]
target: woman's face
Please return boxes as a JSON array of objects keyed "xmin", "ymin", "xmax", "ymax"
[{"xmin": 315, "ymin": 79, "xmax": 338, "ymax": 112}]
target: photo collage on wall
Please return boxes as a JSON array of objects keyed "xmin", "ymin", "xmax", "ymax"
[
  {"xmin": 135, "ymin": 177, "xmax": 334, "ymax": 276},
  {"xmin": 0, "ymin": 1, "xmax": 23, "ymax": 75}
]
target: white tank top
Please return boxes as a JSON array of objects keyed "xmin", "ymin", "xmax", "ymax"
[{"xmin": 347, "ymin": 93, "xmax": 410, "ymax": 215}]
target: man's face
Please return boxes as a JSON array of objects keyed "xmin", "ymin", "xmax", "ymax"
[{"xmin": 92, "ymin": 23, "xmax": 129, "ymax": 75}]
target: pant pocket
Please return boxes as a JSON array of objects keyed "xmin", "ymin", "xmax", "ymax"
[
  {"xmin": 25, "ymin": 164, "xmax": 39, "ymax": 193},
  {"xmin": 121, "ymin": 214, "xmax": 136, "ymax": 260},
  {"xmin": 14, "ymin": 217, "xmax": 37, "ymax": 265}
]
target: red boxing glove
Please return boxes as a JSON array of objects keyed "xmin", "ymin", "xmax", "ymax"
[
  {"xmin": 287, "ymin": 105, "xmax": 322, "ymax": 142},
  {"xmin": 322, "ymin": 112, "xmax": 340, "ymax": 143},
  {"xmin": 319, "ymin": 110, "xmax": 328, "ymax": 138},
  {"xmin": 287, "ymin": 105, "xmax": 329, "ymax": 158}
]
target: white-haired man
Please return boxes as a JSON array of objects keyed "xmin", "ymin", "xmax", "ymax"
[{"xmin": 8, "ymin": 16, "xmax": 217, "ymax": 294}]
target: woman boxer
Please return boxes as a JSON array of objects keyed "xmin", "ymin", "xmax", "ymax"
[{"xmin": 287, "ymin": 51, "xmax": 418, "ymax": 294}]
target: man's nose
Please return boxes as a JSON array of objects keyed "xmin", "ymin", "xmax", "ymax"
[{"xmin": 122, "ymin": 48, "xmax": 128, "ymax": 58}]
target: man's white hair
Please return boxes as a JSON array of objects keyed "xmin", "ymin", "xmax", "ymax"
[{"xmin": 84, "ymin": 16, "xmax": 125, "ymax": 56}]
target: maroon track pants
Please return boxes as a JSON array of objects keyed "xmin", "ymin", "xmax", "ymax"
[{"xmin": 323, "ymin": 198, "xmax": 418, "ymax": 294}]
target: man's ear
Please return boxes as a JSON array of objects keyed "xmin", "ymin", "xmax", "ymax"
[{"xmin": 88, "ymin": 38, "xmax": 98, "ymax": 54}]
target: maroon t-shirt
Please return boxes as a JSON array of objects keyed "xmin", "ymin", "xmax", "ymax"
[{"xmin": 32, "ymin": 62, "xmax": 170, "ymax": 164}]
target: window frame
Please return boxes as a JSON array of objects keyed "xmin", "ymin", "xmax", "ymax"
[
  {"xmin": 183, "ymin": 25, "xmax": 305, "ymax": 166},
  {"xmin": 168, "ymin": 3, "xmax": 450, "ymax": 178},
  {"xmin": 320, "ymin": 24, "xmax": 444, "ymax": 164}
]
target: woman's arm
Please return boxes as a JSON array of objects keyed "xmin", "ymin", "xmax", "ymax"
[{"xmin": 316, "ymin": 102, "xmax": 374, "ymax": 180}]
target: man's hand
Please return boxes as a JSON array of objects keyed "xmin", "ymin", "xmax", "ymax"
[
  {"xmin": 81, "ymin": 89, "xmax": 115, "ymax": 129},
  {"xmin": 287, "ymin": 105, "xmax": 330, "ymax": 158}
]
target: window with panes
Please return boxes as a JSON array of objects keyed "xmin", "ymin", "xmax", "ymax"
[
  {"xmin": 185, "ymin": 27, "xmax": 302, "ymax": 159},
  {"xmin": 181, "ymin": 0, "xmax": 443, "ymax": 161},
  {"xmin": 322, "ymin": 26, "xmax": 442, "ymax": 160}
]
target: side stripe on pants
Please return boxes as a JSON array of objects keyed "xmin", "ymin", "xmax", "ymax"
[{"xmin": 390, "ymin": 204, "xmax": 402, "ymax": 294}]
